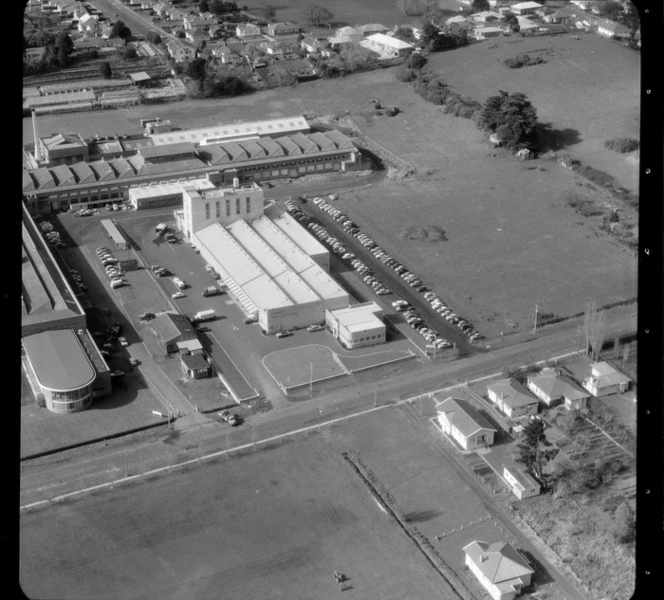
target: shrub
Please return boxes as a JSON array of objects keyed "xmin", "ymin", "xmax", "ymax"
[
  {"xmin": 396, "ymin": 66, "xmax": 417, "ymax": 82},
  {"xmin": 604, "ymin": 138, "xmax": 639, "ymax": 153},
  {"xmin": 36, "ymin": 394, "xmax": 46, "ymax": 408},
  {"xmin": 504, "ymin": 53, "xmax": 546, "ymax": 69}
]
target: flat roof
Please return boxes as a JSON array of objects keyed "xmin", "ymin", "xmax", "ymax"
[
  {"xmin": 329, "ymin": 302, "xmax": 383, "ymax": 328},
  {"xmin": 150, "ymin": 116, "xmax": 310, "ymax": 146},
  {"xmin": 139, "ymin": 142, "xmax": 197, "ymax": 160},
  {"xmin": 194, "ymin": 222, "xmax": 293, "ymax": 310},
  {"xmin": 129, "ymin": 71, "xmax": 151, "ymax": 82},
  {"xmin": 23, "ymin": 329, "xmax": 95, "ymax": 391},
  {"xmin": 265, "ymin": 205, "xmax": 328, "ymax": 258}
]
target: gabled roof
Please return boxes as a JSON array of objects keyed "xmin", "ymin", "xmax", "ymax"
[
  {"xmin": 590, "ymin": 362, "xmax": 631, "ymax": 386},
  {"xmin": 32, "ymin": 168, "xmax": 55, "ymax": 189},
  {"xmin": 335, "ymin": 26, "xmax": 362, "ymax": 37},
  {"xmin": 69, "ymin": 162, "xmax": 96, "ymax": 184},
  {"xmin": 463, "ymin": 541, "xmax": 534, "ymax": 587},
  {"xmin": 436, "ymin": 397, "xmax": 497, "ymax": 438},
  {"xmin": 237, "ymin": 139, "xmax": 267, "ymax": 158},
  {"xmin": 527, "ymin": 369, "xmax": 590, "ymax": 401},
  {"xmin": 50, "ymin": 165, "xmax": 75, "ymax": 186},
  {"xmin": 256, "ymin": 137, "xmax": 285, "ymax": 157},
  {"xmin": 365, "ymin": 32, "xmax": 414, "ymax": 49},
  {"xmin": 358, "ymin": 23, "xmax": 389, "ymax": 34},
  {"xmin": 323, "ymin": 129, "xmax": 355, "ymax": 149},
  {"xmin": 289, "ymin": 132, "xmax": 319, "ymax": 153},
  {"xmin": 42, "ymin": 132, "xmax": 87, "ymax": 151},
  {"xmin": 487, "ymin": 379, "xmax": 538, "ymax": 408},
  {"xmin": 152, "ymin": 312, "xmax": 196, "ymax": 344},
  {"xmin": 88, "ymin": 160, "xmax": 115, "ymax": 181},
  {"xmin": 220, "ymin": 141, "xmax": 248, "ymax": 161},
  {"xmin": 109, "ymin": 157, "xmax": 136, "ymax": 178},
  {"xmin": 23, "ymin": 171, "xmax": 36, "ymax": 192}
]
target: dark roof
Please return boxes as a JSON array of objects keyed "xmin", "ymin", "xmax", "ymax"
[
  {"xmin": 139, "ymin": 142, "xmax": 197, "ymax": 160},
  {"xmin": 152, "ymin": 312, "xmax": 196, "ymax": 344},
  {"xmin": 22, "ymin": 329, "xmax": 95, "ymax": 391},
  {"xmin": 181, "ymin": 353, "xmax": 210, "ymax": 370}
]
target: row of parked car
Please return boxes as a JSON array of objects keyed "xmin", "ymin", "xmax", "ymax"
[
  {"xmin": 392, "ymin": 300, "xmax": 453, "ymax": 350},
  {"xmin": 309, "ymin": 197, "xmax": 485, "ymax": 346},
  {"xmin": 96, "ymin": 246, "xmax": 127, "ymax": 289},
  {"xmin": 285, "ymin": 199, "xmax": 392, "ymax": 296},
  {"xmin": 40, "ymin": 220, "xmax": 67, "ymax": 249},
  {"xmin": 72, "ymin": 208, "xmax": 99, "ymax": 217}
]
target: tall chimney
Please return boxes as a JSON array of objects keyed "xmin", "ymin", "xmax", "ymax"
[{"xmin": 32, "ymin": 110, "xmax": 41, "ymax": 163}]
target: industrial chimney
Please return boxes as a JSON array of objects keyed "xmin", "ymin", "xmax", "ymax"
[{"xmin": 32, "ymin": 110, "xmax": 41, "ymax": 163}]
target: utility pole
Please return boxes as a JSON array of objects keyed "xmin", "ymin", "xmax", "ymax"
[
  {"xmin": 533, "ymin": 304, "xmax": 539, "ymax": 334},
  {"xmin": 309, "ymin": 362, "xmax": 314, "ymax": 397},
  {"xmin": 374, "ymin": 384, "xmax": 378, "ymax": 408}
]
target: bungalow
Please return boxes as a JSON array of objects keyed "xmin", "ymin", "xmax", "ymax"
[
  {"xmin": 183, "ymin": 15, "xmax": 218, "ymax": 31},
  {"xmin": 447, "ymin": 15, "xmax": 470, "ymax": 25},
  {"xmin": 582, "ymin": 362, "xmax": 631, "ymax": 397},
  {"xmin": 263, "ymin": 40, "xmax": 295, "ymax": 56},
  {"xmin": 463, "ymin": 540, "xmax": 534, "ymax": 600},
  {"xmin": 236, "ymin": 23, "xmax": 262, "ymax": 38},
  {"xmin": 152, "ymin": 2, "xmax": 168, "ymax": 17},
  {"xmin": 211, "ymin": 44, "xmax": 242, "ymax": 65},
  {"xmin": 335, "ymin": 26, "xmax": 363, "ymax": 41},
  {"xmin": 509, "ymin": 2, "xmax": 542, "ymax": 15},
  {"xmin": 502, "ymin": 465, "xmax": 541, "ymax": 500},
  {"xmin": 487, "ymin": 379, "xmax": 538, "ymax": 419},
  {"xmin": 516, "ymin": 16, "xmax": 539, "ymax": 33},
  {"xmin": 185, "ymin": 29, "xmax": 208, "ymax": 44},
  {"xmin": 72, "ymin": 2, "xmax": 89, "ymax": 20},
  {"xmin": 165, "ymin": 6, "xmax": 189, "ymax": 21},
  {"xmin": 166, "ymin": 39, "xmax": 196, "ymax": 62},
  {"xmin": 266, "ymin": 22, "xmax": 300, "ymax": 37},
  {"xmin": 327, "ymin": 35, "xmax": 358, "ymax": 50},
  {"xmin": 78, "ymin": 12, "xmax": 100, "ymax": 35},
  {"xmin": 436, "ymin": 397, "xmax": 497, "ymax": 451},
  {"xmin": 300, "ymin": 36, "xmax": 327, "ymax": 54},
  {"xmin": 596, "ymin": 19, "xmax": 630, "ymax": 38},
  {"xmin": 180, "ymin": 353, "xmax": 212, "ymax": 379},
  {"xmin": 357, "ymin": 23, "xmax": 390, "ymax": 36},
  {"xmin": 541, "ymin": 10, "xmax": 571, "ymax": 24},
  {"xmin": 360, "ymin": 33, "xmax": 414, "ymax": 58},
  {"xmin": 526, "ymin": 369, "xmax": 590, "ymax": 410},
  {"xmin": 474, "ymin": 26, "xmax": 503, "ymax": 39},
  {"xmin": 471, "ymin": 11, "xmax": 503, "ymax": 23}
]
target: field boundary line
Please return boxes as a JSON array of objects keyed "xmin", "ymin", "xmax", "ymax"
[{"xmin": 579, "ymin": 415, "xmax": 634, "ymax": 458}]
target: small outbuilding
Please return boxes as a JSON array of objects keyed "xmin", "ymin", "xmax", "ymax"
[
  {"xmin": 180, "ymin": 352, "xmax": 212, "ymax": 379},
  {"xmin": 152, "ymin": 312, "xmax": 197, "ymax": 353},
  {"xmin": 129, "ymin": 71, "xmax": 152, "ymax": 87}
]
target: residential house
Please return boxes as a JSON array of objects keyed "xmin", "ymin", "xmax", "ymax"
[
  {"xmin": 263, "ymin": 40, "xmax": 295, "ymax": 56},
  {"xmin": 516, "ymin": 16, "xmax": 539, "ymax": 33},
  {"xmin": 72, "ymin": 2, "xmax": 89, "ymax": 20},
  {"xmin": 596, "ymin": 19, "xmax": 630, "ymax": 38},
  {"xmin": 185, "ymin": 29, "xmax": 208, "ymax": 45},
  {"xmin": 526, "ymin": 368, "xmax": 590, "ymax": 410},
  {"xmin": 582, "ymin": 362, "xmax": 631, "ymax": 397},
  {"xmin": 165, "ymin": 6, "xmax": 189, "ymax": 21},
  {"xmin": 335, "ymin": 26, "xmax": 363, "ymax": 41},
  {"xmin": 509, "ymin": 2, "xmax": 542, "ymax": 15},
  {"xmin": 211, "ymin": 44, "xmax": 242, "ymax": 65},
  {"xmin": 357, "ymin": 23, "xmax": 390, "ymax": 37},
  {"xmin": 360, "ymin": 33, "xmax": 414, "ymax": 58},
  {"xmin": 436, "ymin": 396, "xmax": 497, "ymax": 451},
  {"xmin": 166, "ymin": 39, "xmax": 196, "ymax": 62},
  {"xmin": 502, "ymin": 465, "xmax": 541, "ymax": 499},
  {"xmin": 236, "ymin": 23, "xmax": 262, "ymax": 38},
  {"xmin": 471, "ymin": 11, "xmax": 503, "ymax": 23},
  {"xmin": 266, "ymin": 22, "xmax": 300, "ymax": 37},
  {"xmin": 139, "ymin": 0, "xmax": 154, "ymax": 8},
  {"xmin": 473, "ymin": 26, "xmax": 503, "ymax": 39},
  {"xmin": 300, "ymin": 36, "xmax": 327, "ymax": 54},
  {"xmin": 180, "ymin": 352, "xmax": 212, "ymax": 379},
  {"xmin": 487, "ymin": 379, "xmax": 539, "ymax": 419},
  {"xmin": 152, "ymin": 2, "xmax": 168, "ymax": 17},
  {"xmin": 463, "ymin": 540, "xmax": 534, "ymax": 600},
  {"xmin": 327, "ymin": 35, "xmax": 358, "ymax": 50},
  {"xmin": 541, "ymin": 10, "xmax": 570, "ymax": 24},
  {"xmin": 100, "ymin": 23, "xmax": 114, "ymax": 39},
  {"xmin": 183, "ymin": 15, "xmax": 218, "ymax": 31},
  {"xmin": 78, "ymin": 13, "xmax": 100, "ymax": 36}
]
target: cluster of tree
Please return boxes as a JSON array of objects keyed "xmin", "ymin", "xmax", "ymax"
[
  {"xmin": 99, "ymin": 61, "xmax": 113, "ymax": 79},
  {"xmin": 396, "ymin": 51, "xmax": 426, "ymax": 81},
  {"xmin": 604, "ymin": 137, "xmax": 639, "ymax": 153},
  {"xmin": 258, "ymin": 2, "xmax": 277, "ymax": 22},
  {"xmin": 583, "ymin": 301, "xmax": 606, "ymax": 362},
  {"xmin": 110, "ymin": 20, "xmax": 132, "ymax": 43},
  {"xmin": 147, "ymin": 32, "xmax": 162, "ymax": 45},
  {"xmin": 409, "ymin": 71, "xmax": 481, "ymax": 119},
  {"xmin": 201, "ymin": 73, "xmax": 252, "ymax": 97},
  {"xmin": 203, "ymin": 0, "xmax": 240, "ymax": 15},
  {"xmin": 598, "ymin": 1, "xmax": 640, "ymax": 38},
  {"xmin": 392, "ymin": 26, "xmax": 417, "ymax": 44},
  {"xmin": 477, "ymin": 90, "xmax": 539, "ymax": 152},
  {"xmin": 422, "ymin": 22, "xmax": 468, "ymax": 51},
  {"xmin": 502, "ymin": 14, "xmax": 520, "ymax": 34},
  {"xmin": 303, "ymin": 5, "xmax": 334, "ymax": 27},
  {"xmin": 515, "ymin": 420, "xmax": 558, "ymax": 486},
  {"xmin": 396, "ymin": 0, "xmax": 430, "ymax": 17},
  {"xmin": 23, "ymin": 31, "xmax": 75, "ymax": 75},
  {"xmin": 504, "ymin": 53, "xmax": 546, "ymax": 69}
]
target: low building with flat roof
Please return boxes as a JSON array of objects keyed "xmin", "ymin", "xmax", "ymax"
[
  {"xmin": 325, "ymin": 301, "xmax": 385, "ymax": 349},
  {"xmin": 360, "ymin": 33, "xmax": 414, "ymax": 58},
  {"xmin": 502, "ymin": 465, "xmax": 541, "ymax": 500}
]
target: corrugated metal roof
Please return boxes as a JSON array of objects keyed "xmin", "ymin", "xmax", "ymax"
[
  {"xmin": 88, "ymin": 160, "xmax": 115, "ymax": 180},
  {"xmin": 69, "ymin": 162, "xmax": 96, "ymax": 183},
  {"xmin": 256, "ymin": 137, "xmax": 285, "ymax": 157},
  {"xmin": 50, "ymin": 165, "xmax": 75, "ymax": 186},
  {"xmin": 139, "ymin": 141, "xmax": 196, "ymax": 159},
  {"xmin": 32, "ymin": 168, "xmax": 55, "ymax": 188}
]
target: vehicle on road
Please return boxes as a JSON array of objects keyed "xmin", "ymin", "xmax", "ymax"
[
  {"xmin": 202, "ymin": 286, "xmax": 221, "ymax": 297},
  {"xmin": 192, "ymin": 309, "xmax": 216, "ymax": 323},
  {"xmin": 218, "ymin": 410, "xmax": 240, "ymax": 426},
  {"xmin": 129, "ymin": 358, "xmax": 140, "ymax": 367},
  {"xmin": 139, "ymin": 312, "xmax": 155, "ymax": 321},
  {"xmin": 118, "ymin": 336, "xmax": 129, "ymax": 347},
  {"xmin": 307, "ymin": 324, "xmax": 324, "ymax": 332},
  {"xmin": 172, "ymin": 292, "xmax": 186, "ymax": 299},
  {"xmin": 110, "ymin": 370, "xmax": 125, "ymax": 377},
  {"xmin": 276, "ymin": 331, "xmax": 292, "ymax": 338},
  {"xmin": 155, "ymin": 223, "xmax": 168, "ymax": 236},
  {"xmin": 173, "ymin": 277, "xmax": 186, "ymax": 289}
]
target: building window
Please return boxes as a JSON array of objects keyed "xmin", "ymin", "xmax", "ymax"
[
  {"xmin": 236, "ymin": 197, "xmax": 240, "ymax": 214},
  {"xmin": 205, "ymin": 203, "xmax": 210, "ymax": 219},
  {"xmin": 246, "ymin": 197, "xmax": 251, "ymax": 213},
  {"xmin": 215, "ymin": 200, "xmax": 220, "ymax": 218},
  {"xmin": 226, "ymin": 200, "xmax": 230, "ymax": 216}
]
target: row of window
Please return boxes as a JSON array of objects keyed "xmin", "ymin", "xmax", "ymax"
[
  {"xmin": 49, "ymin": 386, "xmax": 90, "ymax": 401},
  {"xmin": 342, "ymin": 333, "xmax": 384, "ymax": 344},
  {"xmin": 205, "ymin": 197, "xmax": 253, "ymax": 219}
]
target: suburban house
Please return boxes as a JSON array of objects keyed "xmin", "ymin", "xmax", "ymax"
[
  {"xmin": 166, "ymin": 39, "xmax": 196, "ymax": 62},
  {"xmin": 516, "ymin": 16, "xmax": 539, "ymax": 33},
  {"xmin": 487, "ymin": 379, "xmax": 539, "ymax": 419},
  {"xmin": 300, "ymin": 36, "xmax": 328, "ymax": 54},
  {"xmin": 335, "ymin": 26, "xmax": 363, "ymax": 41},
  {"xmin": 436, "ymin": 396, "xmax": 497, "ymax": 451},
  {"xmin": 236, "ymin": 23, "xmax": 262, "ymax": 39},
  {"xmin": 357, "ymin": 23, "xmax": 390, "ymax": 36},
  {"xmin": 471, "ymin": 11, "xmax": 503, "ymax": 23},
  {"xmin": 463, "ymin": 540, "xmax": 535, "ymax": 600},
  {"xmin": 509, "ymin": 1, "xmax": 543, "ymax": 15},
  {"xmin": 327, "ymin": 35, "xmax": 358, "ymax": 50},
  {"xmin": 211, "ymin": 44, "xmax": 242, "ymax": 65},
  {"xmin": 72, "ymin": 2, "xmax": 89, "ymax": 20},
  {"xmin": 77, "ymin": 13, "xmax": 100, "ymax": 35},
  {"xmin": 474, "ymin": 26, "xmax": 503, "ymax": 39},
  {"xmin": 185, "ymin": 30, "xmax": 208, "ymax": 44},
  {"xmin": 152, "ymin": 2, "xmax": 168, "ymax": 17},
  {"xmin": 180, "ymin": 352, "xmax": 212, "ymax": 379},
  {"xmin": 266, "ymin": 22, "xmax": 300, "ymax": 37},
  {"xmin": 596, "ymin": 19, "xmax": 631, "ymax": 38},
  {"xmin": 582, "ymin": 362, "xmax": 631, "ymax": 397},
  {"xmin": 541, "ymin": 10, "xmax": 570, "ymax": 24},
  {"xmin": 263, "ymin": 40, "xmax": 295, "ymax": 56},
  {"xmin": 526, "ymin": 369, "xmax": 590, "ymax": 410},
  {"xmin": 360, "ymin": 33, "xmax": 414, "ymax": 58},
  {"xmin": 502, "ymin": 465, "xmax": 541, "ymax": 500},
  {"xmin": 183, "ymin": 15, "xmax": 218, "ymax": 31}
]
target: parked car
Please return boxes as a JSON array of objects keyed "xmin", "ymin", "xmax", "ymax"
[{"xmin": 118, "ymin": 336, "xmax": 128, "ymax": 347}]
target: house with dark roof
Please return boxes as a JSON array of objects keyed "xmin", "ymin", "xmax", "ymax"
[
  {"xmin": 180, "ymin": 352, "xmax": 212, "ymax": 379},
  {"xmin": 526, "ymin": 368, "xmax": 590, "ymax": 410},
  {"xmin": 151, "ymin": 312, "xmax": 197, "ymax": 353},
  {"xmin": 436, "ymin": 396, "xmax": 496, "ymax": 450},
  {"xmin": 357, "ymin": 23, "xmax": 390, "ymax": 36},
  {"xmin": 487, "ymin": 379, "xmax": 539, "ymax": 419},
  {"xmin": 463, "ymin": 540, "xmax": 534, "ymax": 600},
  {"xmin": 266, "ymin": 22, "xmax": 299, "ymax": 37}
]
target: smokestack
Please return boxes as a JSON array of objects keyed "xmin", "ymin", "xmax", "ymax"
[{"xmin": 32, "ymin": 110, "xmax": 41, "ymax": 163}]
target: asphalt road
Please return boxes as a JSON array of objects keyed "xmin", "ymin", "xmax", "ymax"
[{"xmin": 88, "ymin": 0, "xmax": 178, "ymax": 43}]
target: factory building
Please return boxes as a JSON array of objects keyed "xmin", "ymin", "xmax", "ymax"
[{"xmin": 325, "ymin": 302, "xmax": 386, "ymax": 349}]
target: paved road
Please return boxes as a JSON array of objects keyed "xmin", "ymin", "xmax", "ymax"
[{"xmin": 89, "ymin": 0, "xmax": 179, "ymax": 44}]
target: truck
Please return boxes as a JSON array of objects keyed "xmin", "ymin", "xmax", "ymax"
[
  {"xmin": 218, "ymin": 410, "xmax": 239, "ymax": 426},
  {"xmin": 202, "ymin": 286, "xmax": 221, "ymax": 297},
  {"xmin": 192, "ymin": 309, "xmax": 215, "ymax": 323},
  {"xmin": 173, "ymin": 277, "xmax": 186, "ymax": 289}
]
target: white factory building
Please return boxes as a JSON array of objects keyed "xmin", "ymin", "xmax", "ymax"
[
  {"xmin": 176, "ymin": 179, "xmax": 349, "ymax": 333},
  {"xmin": 325, "ymin": 302, "xmax": 385, "ymax": 349}
]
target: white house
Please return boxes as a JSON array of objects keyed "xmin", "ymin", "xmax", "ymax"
[
  {"xmin": 77, "ymin": 13, "xmax": 100, "ymax": 36},
  {"xmin": 166, "ymin": 40, "xmax": 196, "ymax": 62},
  {"xmin": 582, "ymin": 362, "xmax": 631, "ymax": 397},
  {"xmin": 516, "ymin": 16, "xmax": 539, "ymax": 33},
  {"xmin": 360, "ymin": 33, "xmax": 414, "ymax": 58},
  {"xmin": 471, "ymin": 10, "xmax": 503, "ymax": 23},
  {"xmin": 502, "ymin": 465, "xmax": 540, "ymax": 500},
  {"xmin": 463, "ymin": 540, "xmax": 534, "ymax": 600},
  {"xmin": 526, "ymin": 369, "xmax": 590, "ymax": 410},
  {"xmin": 335, "ymin": 26, "xmax": 363, "ymax": 41},
  {"xmin": 236, "ymin": 23, "xmax": 262, "ymax": 38},
  {"xmin": 436, "ymin": 396, "xmax": 496, "ymax": 451},
  {"xmin": 487, "ymin": 379, "xmax": 538, "ymax": 419},
  {"xmin": 474, "ymin": 26, "xmax": 503, "ymax": 39},
  {"xmin": 596, "ymin": 19, "xmax": 630, "ymax": 38},
  {"xmin": 510, "ymin": 2, "xmax": 542, "ymax": 15}
]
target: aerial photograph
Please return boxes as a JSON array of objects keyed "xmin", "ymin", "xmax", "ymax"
[{"xmin": 20, "ymin": 0, "xmax": 643, "ymax": 599}]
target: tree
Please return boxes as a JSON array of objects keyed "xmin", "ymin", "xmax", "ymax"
[
  {"xmin": 613, "ymin": 502, "xmax": 635, "ymax": 543},
  {"xmin": 54, "ymin": 31, "xmax": 74, "ymax": 56},
  {"xmin": 147, "ymin": 32, "xmax": 162, "ymax": 45},
  {"xmin": 187, "ymin": 57, "xmax": 208, "ymax": 81},
  {"xmin": 598, "ymin": 1, "xmax": 624, "ymax": 22},
  {"xmin": 393, "ymin": 26, "xmax": 416, "ymax": 44},
  {"xmin": 620, "ymin": 4, "xmax": 640, "ymax": 40},
  {"xmin": 303, "ymin": 5, "xmax": 334, "ymax": 27},
  {"xmin": 421, "ymin": 22, "xmax": 440, "ymax": 49},
  {"xmin": 176, "ymin": 30, "xmax": 186, "ymax": 39},
  {"xmin": 110, "ymin": 20, "xmax": 132, "ymax": 43},
  {"xmin": 259, "ymin": 2, "xmax": 276, "ymax": 21},
  {"xmin": 99, "ymin": 61, "xmax": 113, "ymax": 79},
  {"xmin": 478, "ymin": 90, "xmax": 538, "ymax": 152},
  {"xmin": 198, "ymin": 0, "xmax": 210, "ymax": 12},
  {"xmin": 502, "ymin": 14, "xmax": 519, "ymax": 34},
  {"xmin": 406, "ymin": 52, "xmax": 427, "ymax": 70},
  {"xmin": 209, "ymin": 0, "xmax": 238, "ymax": 15},
  {"xmin": 515, "ymin": 420, "xmax": 556, "ymax": 483},
  {"xmin": 396, "ymin": 0, "xmax": 429, "ymax": 17},
  {"xmin": 583, "ymin": 301, "xmax": 606, "ymax": 361},
  {"xmin": 471, "ymin": 0, "xmax": 490, "ymax": 12},
  {"xmin": 122, "ymin": 46, "xmax": 138, "ymax": 60}
]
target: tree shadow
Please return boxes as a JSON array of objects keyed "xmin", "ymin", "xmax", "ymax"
[
  {"xmin": 402, "ymin": 509, "xmax": 443, "ymax": 523},
  {"xmin": 537, "ymin": 122, "xmax": 582, "ymax": 152}
]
